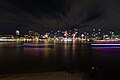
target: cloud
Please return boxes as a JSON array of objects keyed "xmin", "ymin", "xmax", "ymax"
[{"xmin": 0, "ymin": 0, "xmax": 120, "ymax": 33}]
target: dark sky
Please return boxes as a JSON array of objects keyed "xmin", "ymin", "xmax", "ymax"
[{"xmin": 0, "ymin": 0, "xmax": 120, "ymax": 34}]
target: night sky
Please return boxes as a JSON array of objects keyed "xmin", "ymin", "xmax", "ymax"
[{"xmin": 0, "ymin": 0, "xmax": 120, "ymax": 34}]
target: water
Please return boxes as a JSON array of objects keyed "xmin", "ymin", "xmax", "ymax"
[{"xmin": 0, "ymin": 42, "xmax": 120, "ymax": 80}]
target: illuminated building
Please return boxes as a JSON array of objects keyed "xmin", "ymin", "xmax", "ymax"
[
  {"xmin": 16, "ymin": 30, "xmax": 20, "ymax": 35},
  {"xmin": 29, "ymin": 30, "xmax": 34, "ymax": 36},
  {"xmin": 92, "ymin": 29, "xmax": 96, "ymax": 38}
]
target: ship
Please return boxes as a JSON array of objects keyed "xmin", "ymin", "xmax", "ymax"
[{"xmin": 91, "ymin": 42, "xmax": 120, "ymax": 47}]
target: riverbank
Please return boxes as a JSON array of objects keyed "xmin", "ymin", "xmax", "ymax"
[{"xmin": 0, "ymin": 71, "xmax": 90, "ymax": 80}]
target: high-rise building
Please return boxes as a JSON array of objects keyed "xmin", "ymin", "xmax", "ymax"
[
  {"xmin": 29, "ymin": 30, "xmax": 34, "ymax": 36},
  {"xmin": 16, "ymin": 30, "xmax": 20, "ymax": 35}
]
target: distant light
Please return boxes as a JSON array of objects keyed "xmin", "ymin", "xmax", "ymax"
[
  {"xmin": 98, "ymin": 29, "xmax": 101, "ymax": 31},
  {"xmin": 16, "ymin": 30, "xmax": 20, "ymax": 35},
  {"xmin": 115, "ymin": 38, "xmax": 118, "ymax": 40},
  {"xmin": 93, "ymin": 29, "xmax": 96, "ymax": 31},
  {"xmin": 81, "ymin": 34, "xmax": 84, "ymax": 37}
]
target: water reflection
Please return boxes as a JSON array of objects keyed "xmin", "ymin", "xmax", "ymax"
[
  {"xmin": 91, "ymin": 46, "xmax": 120, "ymax": 67},
  {"xmin": 92, "ymin": 47, "xmax": 120, "ymax": 51},
  {"xmin": 43, "ymin": 44, "xmax": 52, "ymax": 61},
  {"xmin": 91, "ymin": 46, "xmax": 120, "ymax": 80},
  {"xmin": 0, "ymin": 42, "xmax": 120, "ymax": 80},
  {"xmin": 72, "ymin": 42, "xmax": 76, "ymax": 59}
]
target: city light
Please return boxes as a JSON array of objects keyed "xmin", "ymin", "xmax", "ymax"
[{"xmin": 0, "ymin": 29, "xmax": 120, "ymax": 42}]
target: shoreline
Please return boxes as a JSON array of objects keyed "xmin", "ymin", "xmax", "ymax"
[{"xmin": 0, "ymin": 71, "xmax": 90, "ymax": 80}]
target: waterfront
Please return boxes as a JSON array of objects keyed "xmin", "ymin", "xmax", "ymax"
[{"xmin": 0, "ymin": 42, "xmax": 120, "ymax": 80}]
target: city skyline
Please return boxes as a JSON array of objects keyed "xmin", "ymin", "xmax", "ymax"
[{"xmin": 0, "ymin": 28, "xmax": 119, "ymax": 43}]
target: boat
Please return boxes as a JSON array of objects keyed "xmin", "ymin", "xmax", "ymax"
[{"xmin": 91, "ymin": 42, "xmax": 120, "ymax": 47}]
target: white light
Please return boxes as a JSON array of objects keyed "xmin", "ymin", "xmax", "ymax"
[
  {"xmin": 81, "ymin": 34, "xmax": 84, "ymax": 37},
  {"xmin": 16, "ymin": 30, "xmax": 20, "ymax": 35}
]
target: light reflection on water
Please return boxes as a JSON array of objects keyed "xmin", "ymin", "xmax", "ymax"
[
  {"xmin": 89, "ymin": 45, "xmax": 120, "ymax": 80},
  {"xmin": 0, "ymin": 42, "xmax": 120, "ymax": 79},
  {"xmin": 92, "ymin": 43, "xmax": 120, "ymax": 51}
]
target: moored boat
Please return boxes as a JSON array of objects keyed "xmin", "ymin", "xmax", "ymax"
[{"xmin": 91, "ymin": 42, "xmax": 120, "ymax": 47}]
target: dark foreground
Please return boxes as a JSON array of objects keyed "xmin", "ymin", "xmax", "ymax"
[{"xmin": 0, "ymin": 71, "xmax": 90, "ymax": 80}]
